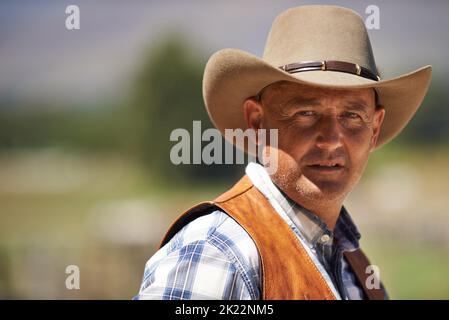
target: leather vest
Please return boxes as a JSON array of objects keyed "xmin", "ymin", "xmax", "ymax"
[{"xmin": 159, "ymin": 175, "xmax": 385, "ymax": 300}]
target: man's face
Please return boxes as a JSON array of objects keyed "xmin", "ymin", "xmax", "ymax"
[{"xmin": 246, "ymin": 81, "xmax": 385, "ymax": 205}]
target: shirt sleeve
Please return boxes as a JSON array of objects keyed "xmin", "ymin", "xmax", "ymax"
[{"xmin": 135, "ymin": 238, "xmax": 255, "ymax": 300}]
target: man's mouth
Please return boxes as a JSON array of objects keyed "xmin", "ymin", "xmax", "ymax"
[{"xmin": 305, "ymin": 161, "xmax": 345, "ymax": 173}]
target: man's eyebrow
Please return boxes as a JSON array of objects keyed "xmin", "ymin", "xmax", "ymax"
[
  {"xmin": 284, "ymin": 97, "xmax": 322, "ymax": 109},
  {"xmin": 344, "ymin": 99, "xmax": 370, "ymax": 112}
]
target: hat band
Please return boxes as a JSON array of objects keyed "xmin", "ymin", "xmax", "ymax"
[{"xmin": 279, "ymin": 60, "xmax": 380, "ymax": 81}]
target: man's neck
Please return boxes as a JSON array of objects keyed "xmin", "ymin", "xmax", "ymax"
[
  {"xmin": 251, "ymin": 161, "xmax": 344, "ymax": 230},
  {"xmin": 281, "ymin": 190, "xmax": 343, "ymax": 231},
  {"xmin": 308, "ymin": 203, "xmax": 341, "ymax": 231}
]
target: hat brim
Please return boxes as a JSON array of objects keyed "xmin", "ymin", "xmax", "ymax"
[{"xmin": 203, "ymin": 48, "xmax": 432, "ymax": 152}]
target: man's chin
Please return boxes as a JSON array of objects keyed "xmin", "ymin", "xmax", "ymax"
[{"xmin": 294, "ymin": 176, "xmax": 347, "ymax": 201}]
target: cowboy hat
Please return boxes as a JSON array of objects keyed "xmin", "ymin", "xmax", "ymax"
[{"xmin": 202, "ymin": 5, "xmax": 432, "ymax": 151}]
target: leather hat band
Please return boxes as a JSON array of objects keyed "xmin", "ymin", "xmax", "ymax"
[{"xmin": 279, "ymin": 60, "xmax": 380, "ymax": 81}]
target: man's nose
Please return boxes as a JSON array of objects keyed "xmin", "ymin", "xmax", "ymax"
[{"xmin": 315, "ymin": 115, "xmax": 343, "ymax": 150}]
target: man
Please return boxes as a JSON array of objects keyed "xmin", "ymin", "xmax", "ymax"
[{"xmin": 136, "ymin": 5, "xmax": 431, "ymax": 300}]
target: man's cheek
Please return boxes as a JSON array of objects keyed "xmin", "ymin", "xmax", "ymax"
[
  {"xmin": 349, "ymin": 149, "xmax": 370, "ymax": 177},
  {"xmin": 279, "ymin": 128, "xmax": 312, "ymax": 148},
  {"xmin": 345, "ymin": 126, "xmax": 373, "ymax": 144}
]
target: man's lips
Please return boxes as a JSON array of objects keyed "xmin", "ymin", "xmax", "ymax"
[
  {"xmin": 304, "ymin": 160, "xmax": 346, "ymax": 173},
  {"xmin": 305, "ymin": 165, "xmax": 344, "ymax": 172}
]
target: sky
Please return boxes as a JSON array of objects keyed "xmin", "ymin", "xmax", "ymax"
[{"xmin": 0, "ymin": 0, "xmax": 448, "ymax": 106}]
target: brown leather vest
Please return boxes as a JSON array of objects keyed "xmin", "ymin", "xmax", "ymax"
[{"xmin": 159, "ymin": 175, "xmax": 385, "ymax": 300}]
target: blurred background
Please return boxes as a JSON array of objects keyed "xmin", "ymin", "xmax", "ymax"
[{"xmin": 0, "ymin": 0, "xmax": 448, "ymax": 299}]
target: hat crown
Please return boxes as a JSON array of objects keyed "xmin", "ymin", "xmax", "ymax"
[{"xmin": 263, "ymin": 5, "xmax": 377, "ymax": 73}]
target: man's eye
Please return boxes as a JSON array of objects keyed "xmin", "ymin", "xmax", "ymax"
[
  {"xmin": 342, "ymin": 111, "xmax": 360, "ymax": 119},
  {"xmin": 295, "ymin": 111, "xmax": 315, "ymax": 117}
]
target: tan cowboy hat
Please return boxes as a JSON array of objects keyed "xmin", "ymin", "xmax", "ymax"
[{"xmin": 202, "ymin": 5, "xmax": 432, "ymax": 151}]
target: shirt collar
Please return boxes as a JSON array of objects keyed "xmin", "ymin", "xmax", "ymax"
[{"xmin": 245, "ymin": 162, "xmax": 361, "ymax": 252}]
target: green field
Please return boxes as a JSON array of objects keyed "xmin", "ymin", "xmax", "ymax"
[{"xmin": 0, "ymin": 147, "xmax": 448, "ymax": 299}]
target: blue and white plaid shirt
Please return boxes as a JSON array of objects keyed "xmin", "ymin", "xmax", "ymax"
[{"xmin": 135, "ymin": 162, "xmax": 373, "ymax": 300}]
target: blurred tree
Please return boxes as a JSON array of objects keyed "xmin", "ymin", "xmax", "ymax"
[
  {"xmin": 396, "ymin": 76, "xmax": 449, "ymax": 145},
  {"xmin": 127, "ymin": 35, "xmax": 244, "ymax": 185},
  {"xmin": 0, "ymin": 105, "xmax": 128, "ymax": 152},
  {"xmin": 1, "ymin": 43, "xmax": 447, "ymax": 183}
]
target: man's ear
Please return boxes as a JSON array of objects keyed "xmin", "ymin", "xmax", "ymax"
[
  {"xmin": 369, "ymin": 106, "xmax": 386, "ymax": 152},
  {"xmin": 243, "ymin": 97, "xmax": 264, "ymax": 147},
  {"xmin": 243, "ymin": 97, "xmax": 264, "ymax": 130}
]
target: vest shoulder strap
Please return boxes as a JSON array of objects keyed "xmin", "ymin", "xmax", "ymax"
[{"xmin": 344, "ymin": 250, "xmax": 386, "ymax": 300}]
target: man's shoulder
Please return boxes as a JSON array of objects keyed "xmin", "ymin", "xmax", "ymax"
[
  {"xmin": 164, "ymin": 208, "xmax": 260, "ymax": 271},
  {"xmin": 167, "ymin": 209, "xmax": 255, "ymax": 251},
  {"xmin": 138, "ymin": 209, "xmax": 261, "ymax": 300}
]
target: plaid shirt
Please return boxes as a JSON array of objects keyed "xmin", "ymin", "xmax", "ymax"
[{"xmin": 135, "ymin": 162, "xmax": 379, "ymax": 300}]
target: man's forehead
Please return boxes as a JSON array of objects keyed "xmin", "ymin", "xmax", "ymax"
[{"xmin": 262, "ymin": 80, "xmax": 374, "ymax": 101}]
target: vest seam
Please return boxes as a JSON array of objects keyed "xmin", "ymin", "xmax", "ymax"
[{"xmin": 214, "ymin": 181, "xmax": 254, "ymax": 203}]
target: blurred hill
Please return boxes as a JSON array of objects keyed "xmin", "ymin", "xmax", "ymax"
[
  {"xmin": 0, "ymin": 36, "xmax": 245, "ymax": 186},
  {"xmin": 0, "ymin": 36, "xmax": 448, "ymax": 186}
]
